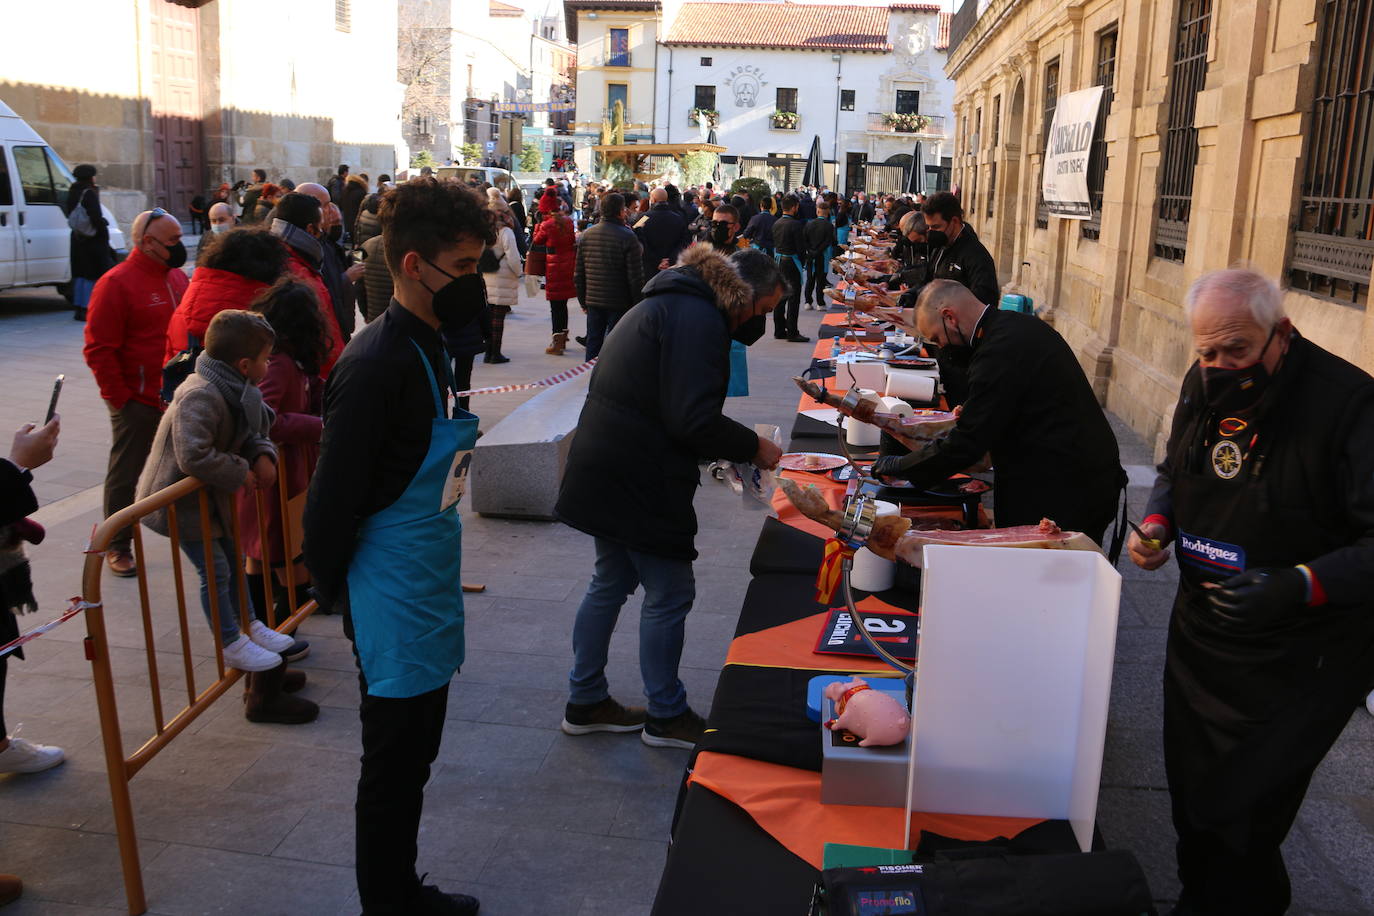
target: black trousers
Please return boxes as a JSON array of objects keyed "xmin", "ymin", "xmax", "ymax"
[
  {"xmin": 0, "ymin": 652, "xmax": 9, "ymax": 737},
  {"xmin": 452, "ymin": 354, "xmax": 475, "ymax": 413},
  {"xmin": 804, "ymin": 255, "xmax": 827, "ymax": 305},
  {"xmin": 774, "ymin": 258, "xmax": 802, "ymax": 337},
  {"xmin": 354, "ymin": 663, "xmax": 450, "ymax": 914},
  {"xmin": 105, "ymin": 401, "xmax": 160, "ymax": 551},
  {"xmin": 549, "ymin": 298, "xmax": 568, "ymax": 334}
]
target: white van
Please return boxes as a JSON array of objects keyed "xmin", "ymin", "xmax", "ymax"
[
  {"xmin": 0, "ymin": 99, "xmax": 126, "ymax": 295},
  {"xmin": 435, "ymin": 165, "xmax": 515, "ymax": 191}
]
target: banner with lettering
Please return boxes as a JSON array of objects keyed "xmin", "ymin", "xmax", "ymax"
[{"xmin": 1041, "ymin": 86, "xmax": 1104, "ymax": 220}]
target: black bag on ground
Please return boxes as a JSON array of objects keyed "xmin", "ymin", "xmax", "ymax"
[
  {"xmin": 162, "ymin": 335, "xmax": 201, "ymax": 403},
  {"xmin": 812, "ymin": 851, "xmax": 1156, "ymax": 916}
]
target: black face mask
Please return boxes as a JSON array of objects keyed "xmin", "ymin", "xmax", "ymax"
[
  {"xmin": 732, "ymin": 313, "xmax": 767, "ymax": 346},
  {"xmin": 421, "ymin": 258, "xmax": 485, "ymax": 328},
  {"xmin": 1201, "ymin": 326, "xmax": 1279, "ymax": 414},
  {"xmin": 932, "ymin": 314, "xmax": 974, "ymax": 366},
  {"xmin": 711, "ymin": 222, "xmax": 733, "ymax": 245},
  {"xmin": 326, "ymin": 225, "xmax": 343, "ymax": 244},
  {"xmin": 926, "ymin": 229, "xmax": 949, "ymax": 249},
  {"xmin": 153, "ymin": 240, "xmax": 188, "ymax": 269}
]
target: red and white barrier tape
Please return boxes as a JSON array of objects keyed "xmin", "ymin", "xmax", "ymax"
[
  {"xmin": 0, "ymin": 597, "xmax": 98, "ymax": 659},
  {"xmin": 454, "ymin": 358, "xmax": 596, "ymax": 398}
]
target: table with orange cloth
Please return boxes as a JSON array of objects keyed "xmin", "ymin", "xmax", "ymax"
[{"xmin": 649, "ymin": 321, "xmax": 1054, "ymax": 916}]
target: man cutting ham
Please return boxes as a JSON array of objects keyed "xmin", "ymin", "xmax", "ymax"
[
  {"xmin": 869, "ymin": 280, "xmax": 1124, "ymax": 545},
  {"xmin": 1128, "ymin": 268, "xmax": 1374, "ymax": 915}
]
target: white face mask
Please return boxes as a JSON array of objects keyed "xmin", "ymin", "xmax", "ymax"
[{"xmin": 210, "ymin": 223, "xmax": 230, "ymax": 234}]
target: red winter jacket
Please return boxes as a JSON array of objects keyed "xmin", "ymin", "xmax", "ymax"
[
  {"xmin": 84, "ymin": 248, "xmax": 189, "ymax": 410},
  {"xmin": 164, "ymin": 268, "xmax": 270, "ymax": 365},
  {"xmin": 534, "ymin": 213, "xmax": 577, "ymax": 301},
  {"xmin": 285, "ymin": 250, "xmax": 345, "ymax": 378}
]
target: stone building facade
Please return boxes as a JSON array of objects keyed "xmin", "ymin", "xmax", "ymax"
[
  {"xmin": 945, "ymin": 0, "xmax": 1374, "ymax": 456},
  {"xmin": 2, "ymin": 0, "xmax": 403, "ymax": 230}
]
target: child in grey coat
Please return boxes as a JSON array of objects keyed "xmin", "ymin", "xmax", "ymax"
[{"xmin": 136, "ymin": 310, "xmax": 293, "ymax": 674}]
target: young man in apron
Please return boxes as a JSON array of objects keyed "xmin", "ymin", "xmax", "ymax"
[
  {"xmin": 305, "ymin": 179, "xmax": 494, "ymax": 916},
  {"xmin": 1129, "ymin": 269, "xmax": 1374, "ymax": 915}
]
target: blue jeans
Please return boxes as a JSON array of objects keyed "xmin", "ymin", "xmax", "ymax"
[
  {"xmin": 584, "ymin": 308, "xmax": 623, "ymax": 361},
  {"xmin": 569, "ymin": 538, "xmax": 695, "ymax": 718},
  {"xmin": 181, "ymin": 536, "xmax": 244, "ymax": 647}
]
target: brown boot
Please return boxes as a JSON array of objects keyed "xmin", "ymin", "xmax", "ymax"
[
  {"xmin": 545, "ymin": 331, "xmax": 568, "ymax": 355},
  {"xmin": 244, "ymin": 662, "xmax": 319, "ymax": 724},
  {"xmin": 0, "ymin": 873, "xmax": 21, "ymax": 906},
  {"xmin": 243, "ymin": 667, "xmax": 307, "ymax": 701}
]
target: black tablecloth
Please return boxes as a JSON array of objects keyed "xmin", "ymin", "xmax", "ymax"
[{"xmin": 749, "ymin": 516, "xmax": 825, "ymax": 576}]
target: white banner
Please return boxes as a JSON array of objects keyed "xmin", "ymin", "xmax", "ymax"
[{"xmin": 1041, "ymin": 86, "xmax": 1104, "ymax": 220}]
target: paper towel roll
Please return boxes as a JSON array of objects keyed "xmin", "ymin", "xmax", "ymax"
[
  {"xmin": 885, "ymin": 371, "xmax": 936, "ymax": 402},
  {"xmin": 844, "ymin": 416, "xmax": 881, "ymax": 447},
  {"xmin": 878, "ymin": 396, "xmax": 914, "ymax": 418},
  {"xmin": 850, "ymin": 546, "xmax": 895, "ymax": 592}
]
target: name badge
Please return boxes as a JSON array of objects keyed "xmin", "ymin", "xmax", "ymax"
[
  {"xmin": 1176, "ymin": 530, "xmax": 1247, "ymax": 576},
  {"xmin": 442, "ymin": 450, "xmax": 472, "ymax": 511}
]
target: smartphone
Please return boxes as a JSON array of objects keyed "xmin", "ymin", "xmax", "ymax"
[{"xmin": 45, "ymin": 375, "xmax": 64, "ymax": 424}]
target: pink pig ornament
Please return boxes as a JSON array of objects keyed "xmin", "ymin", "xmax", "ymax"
[{"xmin": 824, "ymin": 677, "xmax": 910, "ymax": 747}]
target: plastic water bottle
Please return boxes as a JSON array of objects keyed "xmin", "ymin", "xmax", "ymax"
[{"xmin": 831, "ymin": 337, "xmax": 841, "ymax": 360}]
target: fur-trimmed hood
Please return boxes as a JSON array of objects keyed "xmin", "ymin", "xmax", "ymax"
[{"xmin": 646, "ymin": 242, "xmax": 752, "ymax": 326}]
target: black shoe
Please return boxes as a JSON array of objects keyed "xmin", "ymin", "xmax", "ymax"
[
  {"xmin": 575, "ymin": 335, "xmax": 587, "ymax": 346},
  {"xmin": 561, "ymin": 697, "xmax": 647, "ymax": 735},
  {"xmin": 773, "ymin": 331, "xmax": 789, "ymax": 339},
  {"xmin": 72, "ymin": 307, "xmax": 87, "ymax": 322},
  {"xmin": 483, "ymin": 353, "xmax": 510, "ymax": 364},
  {"xmin": 412, "ymin": 877, "xmax": 480, "ymax": 915},
  {"xmin": 787, "ymin": 334, "xmax": 811, "ymax": 343},
  {"xmin": 282, "ymin": 639, "xmax": 310, "ymax": 663},
  {"xmin": 641, "ymin": 707, "xmax": 706, "ymax": 749}
]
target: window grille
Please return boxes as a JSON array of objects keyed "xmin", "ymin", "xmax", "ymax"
[
  {"xmin": 1289, "ymin": 0, "xmax": 1374, "ymax": 308},
  {"xmin": 1152, "ymin": 0, "xmax": 1212, "ymax": 262},
  {"xmin": 1082, "ymin": 25, "xmax": 1118, "ymax": 241},
  {"xmin": 1036, "ymin": 58, "xmax": 1059, "ymax": 229}
]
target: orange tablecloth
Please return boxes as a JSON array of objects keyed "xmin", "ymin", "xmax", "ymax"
[
  {"xmin": 689, "ymin": 751, "xmax": 1043, "ymax": 870},
  {"xmin": 724, "ymin": 595, "xmax": 916, "ymax": 672}
]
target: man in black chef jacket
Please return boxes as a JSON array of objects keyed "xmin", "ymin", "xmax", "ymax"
[
  {"xmin": 871, "ymin": 280, "xmax": 1123, "ymax": 543},
  {"xmin": 1128, "ymin": 268, "xmax": 1374, "ymax": 916},
  {"xmin": 304, "ymin": 178, "xmax": 492, "ymax": 916},
  {"xmin": 919, "ymin": 191, "xmax": 998, "ymax": 306}
]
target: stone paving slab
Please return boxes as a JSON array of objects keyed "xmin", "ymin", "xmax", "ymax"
[{"xmin": 2, "ymin": 285, "xmax": 1371, "ymax": 915}]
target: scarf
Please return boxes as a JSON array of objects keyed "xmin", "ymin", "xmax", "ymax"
[{"xmin": 194, "ymin": 352, "xmax": 275, "ymax": 439}]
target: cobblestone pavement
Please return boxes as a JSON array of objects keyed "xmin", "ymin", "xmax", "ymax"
[{"xmin": 1, "ymin": 282, "xmax": 1370, "ymax": 915}]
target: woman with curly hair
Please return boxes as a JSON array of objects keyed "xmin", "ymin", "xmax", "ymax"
[
  {"xmin": 480, "ymin": 188, "xmax": 523, "ymax": 363},
  {"xmin": 164, "ymin": 228, "xmax": 289, "ymax": 365},
  {"xmin": 239, "ymin": 277, "xmax": 329, "ymax": 645}
]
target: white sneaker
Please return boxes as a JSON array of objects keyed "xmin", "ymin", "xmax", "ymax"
[
  {"xmin": 247, "ymin": 619, "xmax": 295, "ymax": 653},
  {"xmin": 0, "ymin": 735, "xmax": 65, "ymax": 774},
  {"xmin": 1366, "ymin": 688, "xmax": 1374, "ymax": 717},
  {"xmin": 222, "ymin": 633, "xmax": 284, "ymax": 672}
]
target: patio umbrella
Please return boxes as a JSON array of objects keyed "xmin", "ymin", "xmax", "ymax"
[
  {"xmin": 802, "ymin": 135, "xmax": 824, "ymax": 188},
  {"xmin": 706, "ymin": 129, "xmax": 722, "ymax": 183},
  {"xmin": 906, "ymin": 141, "xmax": 925, "ymax": 195}
]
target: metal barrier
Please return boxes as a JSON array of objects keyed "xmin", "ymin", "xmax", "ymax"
[{"xmin": 80, "ymin": 471, "xmax": 317, "ymax": 915}]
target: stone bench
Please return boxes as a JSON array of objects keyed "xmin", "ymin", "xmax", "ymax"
[{"xmin": 470, "ymin": 372, "xmax": 590, "ymax": 520}]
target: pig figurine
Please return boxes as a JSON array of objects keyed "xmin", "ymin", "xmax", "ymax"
[{"xmin": 824, "ymin": 677, "xmax": 910, "ymax": 747}]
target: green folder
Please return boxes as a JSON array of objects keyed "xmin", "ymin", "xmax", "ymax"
[{"xmin": 821, "ymin": 842, "xmax": 913, "ymax": 869}]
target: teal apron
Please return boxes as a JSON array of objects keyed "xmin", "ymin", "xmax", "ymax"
[{"xmin": 347, "ymin": 339, "xmax": 478, "ymax": 699}]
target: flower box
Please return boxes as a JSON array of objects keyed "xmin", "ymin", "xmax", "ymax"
[
  {"xmin": 770, "ymin": 111, "xmax": 799, "ymax": 130},
  {"xmin": 882, "ymin": 112, "xmax": 931, "ymax": 133}
]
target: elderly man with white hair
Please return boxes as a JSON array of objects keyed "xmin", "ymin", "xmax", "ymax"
[{"xmin": 1129, "ymin": 267, "xmax": 1374, "ymax": 915}]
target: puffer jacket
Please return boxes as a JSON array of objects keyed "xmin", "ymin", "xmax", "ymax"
[
  {"xmin": 358, "ymin": 235, "xmax": 394, "ymax": 323},
  {"xmin": 533, "ymin": 213, "xmax": 577, "ymax": 301},
  {"xmin": 164, "ymin": 268, "xmax": 270, "ymax": 364},
  {"xmin": 481, "ymin": 225, "xmax": 523, "ymax": 308},
  {"xmin": 83, "ymin": 248, "xmax": 189, "ymax": 410},
  {"xmin": 136, "ymin": 372, "xmax": 276, "ymax": 542},
  {"xmin": 555, "ymin": 244, "xmax": 758, "ymax": 559},
  {"xmin": 574, "ymin": 217, "xmax": 644, "ymax": 313}
]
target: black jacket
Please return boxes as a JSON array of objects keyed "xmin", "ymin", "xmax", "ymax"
[
  {"xmin": 635, "ymin": 203, "xmax": 690, "ymax": 279},
  {"xmin": 575, "ymin": 218, "xmax": 645, "ymax": 312},
  {"xmin": 804, "ymin": 217, "xmax": 836, "ymax": 259},
  {"xmin": 556, "ymin": 245, "xmax": 759, "ymax": 559},
  {"xmin": 894, "ymin": 308, "xmax": 1122, "ymax": 535},
  {"xmin": 66, "ymin": 180, "xmax": 113, "ymax": 280},
  {"xmin": 319, "ymin": 237, "xmax": 357, "ymax": 342},
  {"xmin": 856, "ymin": 200, "xmax": 877, "ymax": 223},
  {"xmin": 1147, "ymin": 334, "xmax": 1374, "ymax": 609},
  {"xmin": 742, "ymin": 211, "xmax": 776, "ymax": 249},
  {"xmin": 304, "ymin": 301, "xmax": 467, "ymax": 603},
  {"xmin": 927, "ymin": 224, "xmax": 1000, "ymax": 306},
  {"xmin": 773, "ymin": 214, "xmax": 805, "ymax": 257}
]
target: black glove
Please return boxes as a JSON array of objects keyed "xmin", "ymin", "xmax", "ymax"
[
  {"xmin": 870, "ymin": 452, "xmax": 920, "ymax": 480},
  {"xmin": 1208, "ymin": 567, "xmax": 1306, "ymax": 626}
]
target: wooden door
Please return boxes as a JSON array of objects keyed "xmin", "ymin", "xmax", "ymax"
[{"xmin": 149, "ymin": 0, "xmax": 203, "ymax": 218}]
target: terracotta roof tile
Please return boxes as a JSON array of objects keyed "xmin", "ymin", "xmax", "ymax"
[
  {"xmin": 888, "ymin": 3, "xmax": 942, "ymax": 11},
  {"xmin": 934, "ymin": 11, "xmax": 951, "ymax": 50},
  {"xmin": 665, "ymin": 2, "xmax": 892, "ymax": 52}
]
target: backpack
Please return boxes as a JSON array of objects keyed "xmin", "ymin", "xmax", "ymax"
[
  {"xmin": 478, "ymin": 245, "xmax": 503, "ymax": 274},
  {"xmin": 67, "ymin": 188, "xmax": 96, "ymax": 238},
  {"xmin": 161, "ymin": 335, "xmax": 202, "ymax": 403}
]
